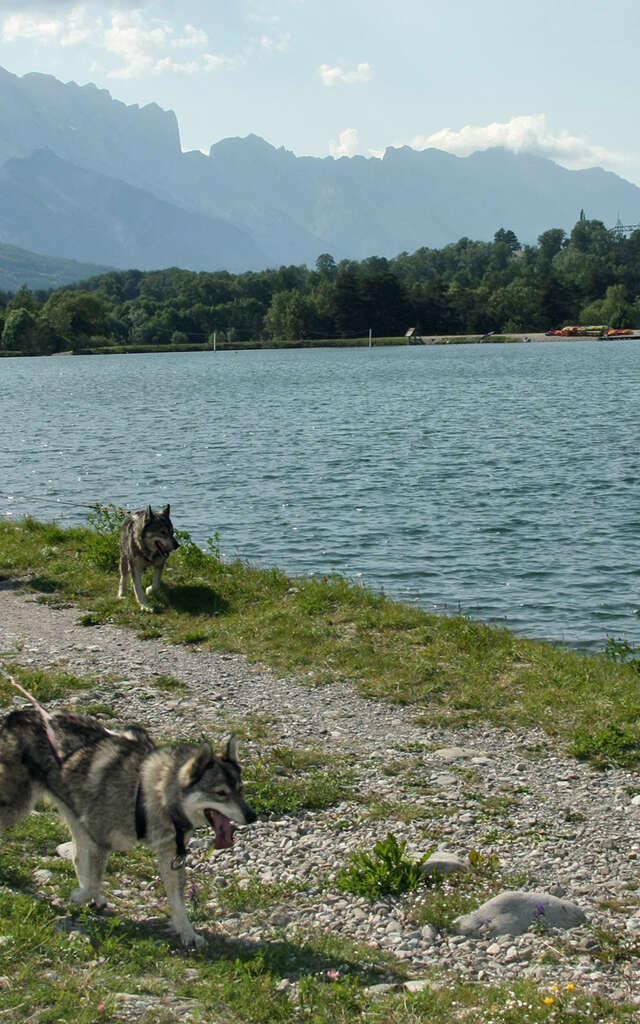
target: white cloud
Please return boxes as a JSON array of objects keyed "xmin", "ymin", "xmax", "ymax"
[
  {"xmin": 319, "ymin": 62, "xmax": 372, "ymax": 86},
  {"xmin": 202, "ymin": 52, "xmax": 239, "ymax": 72},
  {"xmin": 329, "ymin": 127, "xmax": 360, "ymax": 157},
  {"xmin": 256, "ymin": 31, "xmax": 291, "ymax": 53},
  {"xmin": 172, "ymin": 24, "xmax": 208, "ymax": 50},
  {"xmin": 2, "ymin": 5, "xmax": 94, "ymax": 44},
  {"xmin": 1, "ymin": 4, "xmax": 240, "ymax": 79},
  {"xmin": 410, "ymin": 114, "xmax": 625, "ymax": 172}
]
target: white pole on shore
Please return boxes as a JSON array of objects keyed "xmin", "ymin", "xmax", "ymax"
[{"xmin": 368, "ymin": 328, "xmax": 372, "ymax": 347}]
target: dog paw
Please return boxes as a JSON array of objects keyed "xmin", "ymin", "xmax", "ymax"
[
  {"xmin": 70, "ymin": 887, "xmax": 91, "ymax": 904},
  {"xmin": 138, "ymin": 603, "xmax": 154, "ymax": 613},
  {"xmin": 145, "ymin": 585, "xmax": 156, "ymax": 596},
  {"xmin": 70, "ymin": 888, "xmax": 108, "ymax": 908},
  {"xmin": 175, "ymin": 924, "xmax": 205, "ymax": 947}
]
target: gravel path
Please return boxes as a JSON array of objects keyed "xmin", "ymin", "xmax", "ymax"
[{"xmin": 1, "ymin": 581, "xmax": 639, "ymax": 1008}]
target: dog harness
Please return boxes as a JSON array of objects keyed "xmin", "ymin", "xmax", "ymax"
[{"xmin": 135, "ymin": 782, "xmax": 190, "ymax": 870}]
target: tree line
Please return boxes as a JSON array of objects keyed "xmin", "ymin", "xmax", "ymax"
[{"xmin": 2, "ymin": 217, "xmax": 640, "ymax": 355}]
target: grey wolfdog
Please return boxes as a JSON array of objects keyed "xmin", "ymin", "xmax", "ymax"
[
  {"xmin": 118, "ymin": 504, "xmax": 179, "ymax": 611},
  {"xmin": 0, "ymin": 705, "xmax": 257, "ymax": 946}
]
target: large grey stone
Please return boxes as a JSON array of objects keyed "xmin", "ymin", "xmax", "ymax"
[
  {"xmin": 454, "ymin": 891, "xmax": 587, "ymax": 937},
  {"xmin": 422, "ymin": 851, "xmax": 470, "ymax": 878}
]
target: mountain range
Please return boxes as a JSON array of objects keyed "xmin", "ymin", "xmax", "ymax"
[{"xmin": 1, "ymin": 65, "xmax": 640, "ymax": 285}]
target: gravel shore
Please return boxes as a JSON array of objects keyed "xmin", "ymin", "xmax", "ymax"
[{"xmin": 1, "ymin": 581, "xmax": 639, "ymax": 1008}]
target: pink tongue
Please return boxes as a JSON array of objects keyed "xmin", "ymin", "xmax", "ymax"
[{"xmin": 211, "ymin": 809, "xmax": 234, "ymax": 849}]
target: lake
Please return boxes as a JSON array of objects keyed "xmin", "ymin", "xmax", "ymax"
[{"xmin": 2, "ymin": 340, "xmax": 640, "ymax": 651}]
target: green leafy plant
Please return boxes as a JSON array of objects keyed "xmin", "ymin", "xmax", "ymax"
[
  {"xmin": 337, "ymin": 833, "xmax": 430, "ymax": 902},
  {"xmin": 604, "ymin": 636, "xmax": 640, "ymax": 675},
  {"xmin": 83, "ymin": 502, "xmax": 126, "ymax": 571},
  {"xmin": 569, "ymin": 722, "xmax": 640, "ymax": 769}
]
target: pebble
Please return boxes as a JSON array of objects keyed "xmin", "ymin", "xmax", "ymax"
[{"xmin": 1, "ymin": 584, "xmax": 639, "ymax": 1005}]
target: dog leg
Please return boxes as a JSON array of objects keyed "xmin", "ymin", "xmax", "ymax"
[
  {"xmin": 131, "ymin": 569, "xmax": 153, "ymax": 612},
  {"xmin": 69, "ymin": 830, "xmax": 109, "ymax": 908},
  {"xmin": 145, "ymin": 564, "xmax": 164, "ymax": 597},
  {"xmin": 156, "ymin": 845, "xmax": 204, "ymax": 947},
  {"xmin": 118, "ymin": 555, "xmax": 128, "ymax": 599}
]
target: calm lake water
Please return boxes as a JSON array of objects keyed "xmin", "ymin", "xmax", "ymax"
[{"xmin": 2, "ymin": 341, "xmax": 640, "ymax": 651}]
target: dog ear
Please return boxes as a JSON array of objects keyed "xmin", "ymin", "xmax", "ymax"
[
  {"xmin": 221, "ymin": 734, "xmax": 239, "ymax": 765},
  {"xmin": 160, "ymin": 504, "xmax": 170, "ymax": 517},
  {"xmin": 144, "ymin": 505, "xmax": 153, "ymax": 523},
  {"xmin": 180, "ymin": 742, "xmax": 213, "ymax": 786}
]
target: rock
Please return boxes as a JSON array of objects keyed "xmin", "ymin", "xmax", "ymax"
[
  {"xmin": 433, "ymin": 747, "xmax": 479, "ymax": 761},
  {"xmin": 422, "ymin": 851, "xmax": 469, "ymax": 877},
  {"xmin": 454, "ymin": 891, "xmax": 587, "ymax": 937},
  {"xmin": 404, "ymin": 979, "xmax": 437, "ymax": 993},
  {"xmin": 625, "ymin": 911, "xmax": 640, "ymax": 933},
  {"xmin": 33, "ymin": 869, "xmax": 54, "ymax": 884},
  {"xmin": 56, "ymin": 842, "xmax": 74, "ymax": 861}
]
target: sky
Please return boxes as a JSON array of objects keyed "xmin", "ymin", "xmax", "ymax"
[{"xmin": 2, "ymin": 0, "xmax": 640, "ymax": 195}]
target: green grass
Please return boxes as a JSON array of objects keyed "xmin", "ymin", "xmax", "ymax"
[
  {"xmin": 0, "ymin": 661, "xmax": 93, "ymax": 707},
  {"xmin": 0, "ymin": 805, "xmax": 637, "ymax": 1022},
  {"xmin": 2, "ymin": 515, "xmax": 640, "ymax": 769}
]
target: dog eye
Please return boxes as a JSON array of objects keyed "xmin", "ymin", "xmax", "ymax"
[{"xmin": 215, "ymin": 789, "xmax": 229, "ymax": 799}]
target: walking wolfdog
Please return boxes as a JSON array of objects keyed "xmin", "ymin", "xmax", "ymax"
[
  {"xmin": 118, "ymin": 504, "xmax": 179, "ymax": 611},
  {"xmin": 0, "ymin": 705, "xmax": 257, "ymax": 946}
]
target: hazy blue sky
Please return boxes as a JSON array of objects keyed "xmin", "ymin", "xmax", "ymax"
[{"xmin": 2, "ymin": 0, "xmax": 640, "ymax": 195}]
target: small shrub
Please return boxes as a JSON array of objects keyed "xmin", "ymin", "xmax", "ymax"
[
  {"xmin": 337, "ymin": 833, "xmax": 430, "ymax": 902},
  {"xmin": 569, "ymin": 722, "xmax": 640, "ymax": 769},
  {"xmin": 604, "ymin": 636, "xmax": 640, "ymax": 675}
]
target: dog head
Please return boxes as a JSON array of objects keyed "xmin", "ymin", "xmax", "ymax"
[
  {"xmin": 179, "ymin": 736, "xmax": 257, "ymax": 848},
  {"xmin": 142, "ymin": 504, "xmax": 180, "ymax": 560}
]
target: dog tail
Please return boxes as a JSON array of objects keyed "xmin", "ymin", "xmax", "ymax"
[{"xmin": 0, "ymin": 668, "xmax": 62, "ymax": 765}]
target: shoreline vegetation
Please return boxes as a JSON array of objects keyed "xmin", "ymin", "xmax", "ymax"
[
  {"xmin": 4, "ymin": 332, "xmax": 640, "ymax": 357},
  {"xmin": 3, "ymin": 216, "xmax": 640, "ymax": 358},
  {"xmin": 1, "ymin": 514, "xmax": 639, "ymax": 771}
]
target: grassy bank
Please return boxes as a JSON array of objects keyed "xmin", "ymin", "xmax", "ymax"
[
  {"xmin": 0, "ymin": 335, "xmax": 524, "ymax": 357},
  {"xmin": 2, "ymin": 515, "xmax": 640, "ymax": 1022},
  {"xmin": 1, "ymin": 514, "xmax": 639, "ymax": 770}
]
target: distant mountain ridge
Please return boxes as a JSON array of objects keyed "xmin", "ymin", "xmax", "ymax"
[{"xmin": 1, "ymin": 64, "xmax": 640, "ymax": 282}]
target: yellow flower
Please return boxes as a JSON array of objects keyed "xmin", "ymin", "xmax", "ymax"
[
  {"xmin": 566, "ymin": 983, "xmax": 576, "ymax": 991},
  {"xmin": 544, "ymin": 997, "xmax": 555, "ymax": 1005}
]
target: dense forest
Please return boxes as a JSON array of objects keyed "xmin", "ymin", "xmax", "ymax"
[{"xmin": 2, "ymin": 216, "xmax": 640, "ymax": 355}]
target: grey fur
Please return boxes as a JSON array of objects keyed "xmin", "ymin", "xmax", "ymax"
[
  {"xmin": 118, "ymin": 504, "xmax": 180, "ymax": 611},
  {"xmin": 0, "ymin": 706, "xmax": 256, "ymax": 946}
]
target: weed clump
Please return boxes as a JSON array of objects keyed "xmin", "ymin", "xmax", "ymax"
[{"xmin": 337, "ymin": 833, "xmax": 431, "ymax": 902}]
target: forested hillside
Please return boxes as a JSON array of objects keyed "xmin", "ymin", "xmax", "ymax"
[{"xmin": 2, "ymin": 217, "xmax": 639, "ymax": 355}]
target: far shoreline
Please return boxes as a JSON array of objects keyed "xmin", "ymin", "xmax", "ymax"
[{"xmin": 4, "ymin": 331, "xmax": 640, "ymax": 358}]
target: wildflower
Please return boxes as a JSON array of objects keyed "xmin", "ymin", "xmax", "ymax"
[
  {"xmin": 326, "ymin": 969, "xmax": 341, "ymax": 982},
  {"xmin": 544, "ymin": 996, "xmax": 555, "ymax": 1005},
  {"xmin": 566, "ymin": 983, "xmax": 576, "ymax": 991}
]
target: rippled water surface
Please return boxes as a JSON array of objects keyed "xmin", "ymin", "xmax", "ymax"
[{"xmin": 3, "ymin": 341, "xmax": 640, "ymax": 649}]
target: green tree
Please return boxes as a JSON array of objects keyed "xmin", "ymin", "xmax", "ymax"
[
  {"xmin": 494, "ymin": 228, "xmax": 520, "ymax": 251},
  {"xmin": 315, "ymin": 253, "xmax": 337, "ymax": 280},
  {"xmin": 264, "ymin": 290, "xmax": 311, "ymax": 340},
  {"xmin": 41, "ymin": 291, "xmax": 108, "ymax": 348},
  {"xmin": 6, "ymin": 284, "xmax": 37, "ymax": 314},
  {"xmin": 580, "ymin": 284, "xmax": 635, "ymax": 327},
  {"xmin": 1, "ymin": 307, "xmax": 38, "ymax": 351}
]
